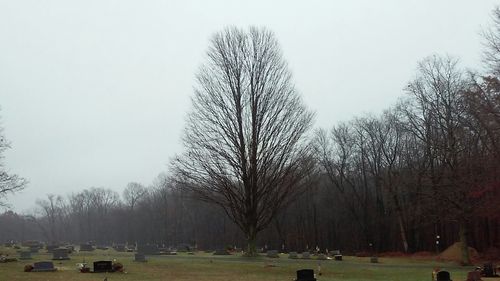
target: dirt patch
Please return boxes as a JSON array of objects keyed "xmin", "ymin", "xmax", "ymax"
[{"xmin": 438, "ymin": 242, "xmax": 479, "ymax": 263}]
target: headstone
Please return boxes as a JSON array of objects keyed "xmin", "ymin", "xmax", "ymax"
[
  {"xmin": 317, "ymin": 254, "xmax": 328, "ymax": 260},
  {"xmin": 32, "ymin": 261, "xmax": 57, "ymax": 272},
  {"xmin": 29, "ymin": 246, "xmax": 39, "ymax": 253},
  {"xmin": 334, "ymin": 255, "xmax": 343, "ymax": 261},
  {"xmin": 296, "ymin": 269, "xmax": 316, "ymax": 281},
  {"xmin": 436, "ymin": 271, "xmax": 451, "ymax": 281},
  {"xmin": 19, "ymin": 251, "xmax": 32, "ymax": 260},
  {"xmin": 66, "ymin": 245, "xmax": 75, "ymax": 253},
  {"xmin": 370, "ymin": 256, "xmax": 378, "ymax": 263},
  {"xmin": 330, "ymin": 250, "xmax": 341, "ymax": 255},
  {"xmin": 482, "ymin": 263, "xmax": 497, "ymax": 277},
  {"xmin": 93, "ymin": 260, "xmax": 113, "ymax": 273},
  {"xmin": 46, "ymin": 244, "xmax": 58, "ymax": 253},
  {"xmin": 301, "ymin": 252, "xmax": 310, "ymax": 259},
  {"xmin": 267, "ymin": 250, "xmax": 279, "ymax": 258},
  {"xmin": 134, "ymin": 253, "xmax": 147, "ymax": 262},
  {"xmin": 79, "ymin": 244, "xmax": 94, "ymax": 251},
  {"xmin": 288, "ymin": 251, "xmax": 298, "ymax": 259},
  {"xmin": 466, "ymin": 271, "xmax": 481, "ymax": 281},
  {"xmin": 52, "ymin": 248, "xmax": 70, "ymax": 260}
]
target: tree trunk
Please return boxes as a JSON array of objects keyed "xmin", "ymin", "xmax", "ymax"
[
  {"xmin": 459, "ymin": 220, "xmax": 471, "ymax": 265},
  {"xmin": 245, "ymin": 228, "xmax": 258, "ymax": 257},
  {"xmin": 397, "ymin": 214, "xmax": 409, "ymax": 253}
]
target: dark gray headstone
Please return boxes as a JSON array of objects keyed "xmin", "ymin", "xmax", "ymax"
[
  {"xmin": 93, "ymin": 260, "xmax": 113, "ymax": 273},
  {"xmin": 134, "ymin": 253, "xmax": 147, "ymax": 262},
  {"xmin": 19, "ymin": 251, "xmax": 32, "ymax": 260},
  {"xmin": 334, "ymin": 254, "xmax": 343, "ymax": 261},
  {"xmin": 370, "ymin": 256, "xmax": 378, "ymax": 263},
  {"xmin": 29, "ymin": 246, "xmax": 39, "ymax": 253},
  {"xmin": 46, "ymin": 245, "xmax": 59, "ymax": 253},
  {"xmin": 436, "ymin": 270, "xmax": 451, "ymax": 281},
  {"xmin": 52, "ymin": 248, "xmax": 70, "ymax": 260},
  {"xmin": 330, "ymin": 250, "xmax": 341, "ymax": 255},
  {"xmin": 32, "ymin": 261, "xmax": 56, "ymax": 272},
  {"xmin": 288, "ymin": 251, "xmax": 298, "ymax": 259},
  {"xmin": 267, "ymin": 250, "xmax": 279, "ymax": 258},
  {"xmin": 301, "ymin": 252, "xmax": 310, "ymax": 259},
  {"xmin": 296, "ymin": 269, "xmax": 316, "ymax": 281}
]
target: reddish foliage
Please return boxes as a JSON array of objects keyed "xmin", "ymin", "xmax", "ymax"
[
  {"xmin": 378, "ymin": 251, "xmax": 409, "ymax": 257},
  {"xmin": 355, "ymin": 251, "xmax": 371, "ymax": 257},
  {"xmin": 412, "ymin": 251, "xmax": 435, "ymax": 257}
]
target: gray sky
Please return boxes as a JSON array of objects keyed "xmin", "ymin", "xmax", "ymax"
[{"xmin": 1, "ymin": 0, "xmax": 498, "ymax": 212}]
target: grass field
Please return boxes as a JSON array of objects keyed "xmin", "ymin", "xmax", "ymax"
[{"xmin": 0, "ymin": 247, "xmax": 477, "ymax": 281}]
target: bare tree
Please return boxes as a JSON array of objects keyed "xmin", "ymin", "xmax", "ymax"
[
  {"xmin": 123, "ymin": 182, "xmax": 147, "ymax": 211},
  {"xmin": 36, "ymin": 194, "xmax": 67, "ymax": 243},
  {"xmin": 482, "ymin": 7, "xmax": 500, "ymax": 76},
  {"xmin": 0, "ymin": 111, "xmax": 27, "ymax": 206},
  {"xmin": 402, "ymin": 55, "xmax": 477, "ymax": 264},
  {"xmin": 172, "ymin": 27, "xmax": 315, "ymax": 256}
]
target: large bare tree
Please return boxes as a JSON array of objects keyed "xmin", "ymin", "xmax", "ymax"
[{"xmin": 172, "ymin": 27, "xmax": 315, "ymax": 256}]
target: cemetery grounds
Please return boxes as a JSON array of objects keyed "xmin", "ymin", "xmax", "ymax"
[{"xmin": 0, "ymin": 247, "xmax": 481, "ymax": 281}]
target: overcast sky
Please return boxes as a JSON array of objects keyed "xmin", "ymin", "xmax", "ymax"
[{"xmin": 1, "ymin": 0, "xmax": 498, "ymax": 212}]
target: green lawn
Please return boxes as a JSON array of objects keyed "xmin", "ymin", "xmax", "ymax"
[{"xmin": 0, "ymin": 247, "xmax": 476, "ymax": 281}]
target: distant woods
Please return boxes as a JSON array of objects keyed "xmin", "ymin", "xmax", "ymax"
[{"xmin": 2, "ymin": 9, "xmax": 500, "ymax": 264}]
